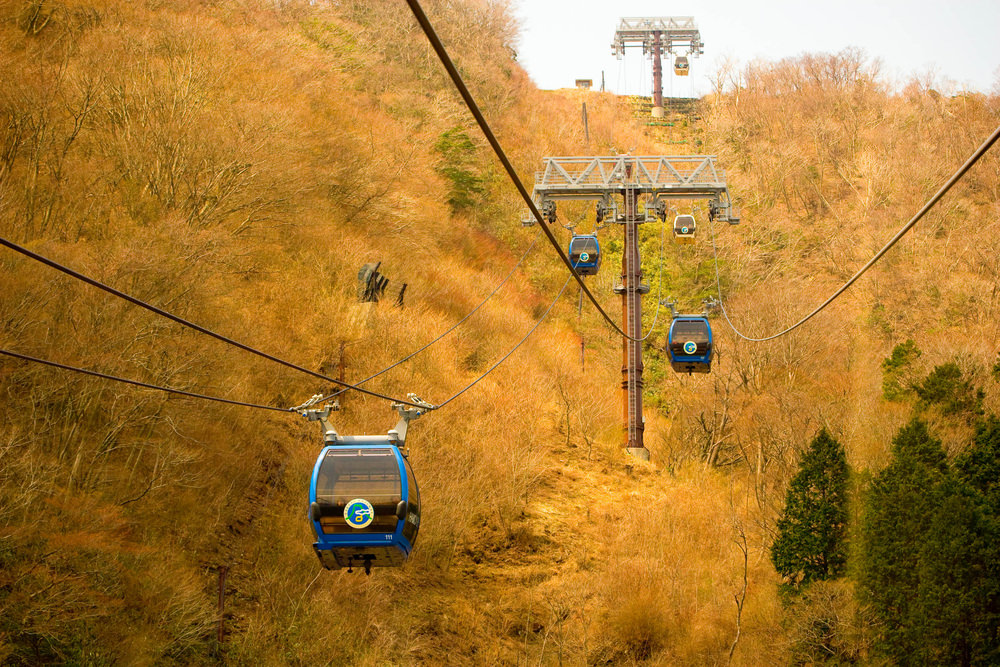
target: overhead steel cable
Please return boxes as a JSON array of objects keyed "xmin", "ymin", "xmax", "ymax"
[
  {"xmin": 316, "ymin": 228, "xmax": 541, "ymax": 404},
  {"xmin": 0, "ymin": 348, "xmax": 290, "ymax": 412},
  {"xmin": 0, "ymin": 236, "xmax": 426, "ymax": 409},
  {"xmin": 436, "ymin": 275, "xmax": 573, "ymax": 409},
  {"xmin": 403, "ymin": 0, "xmax": 644, "ymax": 342},
  {"xmin": 709, "ymin": 123, "xmax": 1000, "ymax": 343}
]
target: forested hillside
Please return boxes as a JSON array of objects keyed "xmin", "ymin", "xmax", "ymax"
[{"xmin": 1, "ymin": 0, "xmax": 998, "ymax": 664}]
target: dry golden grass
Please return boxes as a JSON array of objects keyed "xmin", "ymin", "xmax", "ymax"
[{"xmin": 1, "ymin": 0, "xmax": 999, "ymax": 664}]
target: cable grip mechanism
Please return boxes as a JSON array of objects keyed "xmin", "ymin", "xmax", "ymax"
[
  {"xmin": 389, "ymin": 394, "xmax": 435, "ymax": 446},
  {"xmin": 298, "ymin": 395, "xmax": 342, "ymax": 445},
  {"xmin": 296, "ymin": 393, "xmax": 435, "ymax": 448},
  {"xmin": 660, "ymin": 297, "xmax": 679, "ymax": 319}
]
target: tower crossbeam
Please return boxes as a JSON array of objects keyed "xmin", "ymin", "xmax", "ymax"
[
  {"xmin": 611, "ymin": 16, "xmax": 704, "ymax": 56},
  {"xmin": 531, "ymin": 155, "xmax": 738, "ymax": 222}
]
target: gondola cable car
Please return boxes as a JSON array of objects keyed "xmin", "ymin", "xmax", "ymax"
[
  {"xmin": 300, "ymin": 395, "xmax": 432, "ymax": 574},
  {"xmin": 666, "ymin": 301, "xmax": 715, "ymax": 374},
  {"xmin": 673, "ymin": 214, "xmax": 696, "ymax": 244},
  {"xmin": 568, "ymin": 234, "xmax": 601, "ymax": 276},
  {"xmin": 674, "ymin": 55, "xmax": 690, "ymax": 76},
  {"xmin": 667, "ymin": 316, "xmax": 712, "ymax": 374}
]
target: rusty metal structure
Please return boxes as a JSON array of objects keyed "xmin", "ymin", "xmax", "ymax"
[
  {"xmin": 612, "ymin": 17, "xmax": 704, "ymax": 116},
  {"xmin": 525, "ymin": 155, "xmax": 737, "ymax": 459}
]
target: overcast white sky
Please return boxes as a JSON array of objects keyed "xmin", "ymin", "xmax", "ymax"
[{"xmin": 512, "ymin": 0, "xmax": 1000, "ymax": 97}]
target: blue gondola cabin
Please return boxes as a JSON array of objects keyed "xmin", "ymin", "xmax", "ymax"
[
  {"xmin": 668, "ymin": 317, "xmax": 713, "ymax": 374},
  {"xmin": 568, "ymin": 235, "xmax": 601, "ymax": 276},
  {"xmin": 309, "ymin": 443, "xmax": 420, "ymax": 573}
]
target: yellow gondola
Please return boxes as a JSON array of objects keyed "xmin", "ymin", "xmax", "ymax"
[{"xmin": 673, "ymin": 214, "xmax": 696, "ymax": 244}]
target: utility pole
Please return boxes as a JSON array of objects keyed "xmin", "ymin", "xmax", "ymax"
[{"xmin": 524, "ymin": 155, "xmax": 738, "ymax": 461}]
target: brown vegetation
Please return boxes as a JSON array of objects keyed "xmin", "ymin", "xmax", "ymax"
[{"xmin": 0, "ymin": 0, "xmax": 998, "ymax": 664}]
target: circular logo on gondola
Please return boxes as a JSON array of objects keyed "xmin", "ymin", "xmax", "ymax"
[
  {"xmin": 683, "ymin": 340, "xmax": 698, "ymax": 355},
  {"xmin": 580, "ymin": 252, "xmax": 590, "ymax": 262},
  {"xmin": 344, "ymin": 499, "xmax": 375, "ymax": 529},
  {"xmin": 680, "ymin": 226, "xmax": 691, "ymax": 234}
]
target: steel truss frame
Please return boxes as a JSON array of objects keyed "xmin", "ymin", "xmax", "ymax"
[
  {"xmin": 611, "ymin": 17, "xmax": 704, "ymax": 58},
  {"xmin": 526, "ymin": 155, "xmax": 739, "ymax": 224}
]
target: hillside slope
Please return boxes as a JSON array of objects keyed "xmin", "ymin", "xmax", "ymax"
[{"xmin": 1, "ymin": 1, "xmax": 999, "ymax": 665}]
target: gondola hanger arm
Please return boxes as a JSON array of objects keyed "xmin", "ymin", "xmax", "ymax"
[
  {"xmin": 390, "ymin": 394, "xmax": 435, "ymax": 445},
  {"xmin": 301, "ymin": 399, "xmax": 342, "ymax": 445},
  {"xmin": 298, "ymin": 393, "xmax": 434, "ymax": 447},
  {"xmin": 660, "ymin": 297, "xmax": 679, "ymax": 319}
]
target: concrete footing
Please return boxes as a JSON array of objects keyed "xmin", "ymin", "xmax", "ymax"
[{"xmin": 625, "ymin": 447, "xmax": 650, "ymax": 461}]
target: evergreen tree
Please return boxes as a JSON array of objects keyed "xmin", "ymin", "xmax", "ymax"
[
  {"xmin": 433, "ymin": 127, "xmax": 485, "ymax": 214},
  {"xmin": 956, "ymin": 416, "xmax": 1000, "ymax": 507},
  {"xmin": 859, "ymin": 418, "xmax": 947, "ymax": 662},
  {"xmin": 915, "ymin": 361, "xmax": 985, "ymax": 422},
  {"xmin": 770, "ymin": 429, "xmax": 849, "ymax": 588},
  {"xmin": 859, "ymin": 417, "xmax": 1000, "ymax": 666},
  {"xmin": 951, "ymin": 418, "xmax": 1000, "ymax": 666},
  {"xmin": 914, "ymin": 476, "xmax": 993, "ymax": 666},
  {"xmin": 882, "ymin": 339, "xmax": 922, "ymax": 400}
]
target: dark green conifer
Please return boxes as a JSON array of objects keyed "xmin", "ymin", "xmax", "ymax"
[
  {"xmin": 956, "ymin": 416, "xmax": 1000, "ymax": 505},
  {"xmin": 859, "ymin": 418, "xmax": 947, "ymax": 662},
  {"xmin": 770, "ymin": 428, "xmax": 849, "ymax": 588},
  {"xmin": 951, "ymin": 418, "xmax": 1000, "ymax": 666},
  {"xmin": 860, "ymin": 417, "xmax": 1000, "ymax": 665},
  {"xmin": 915, "ymin": 361, "xmax": 985, "ymax": 421},
  {"xmin": 882, "ymin": 339, "xmax": 921, "ymax": 400}
]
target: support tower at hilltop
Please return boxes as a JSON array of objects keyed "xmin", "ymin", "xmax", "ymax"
[
  {"xmin": 612, "ymin": 17, "xmax": 704, "ymax": 117},
  {"xmin": 525, "ymin": 155, "xmax": 738, "ymax": 460}
]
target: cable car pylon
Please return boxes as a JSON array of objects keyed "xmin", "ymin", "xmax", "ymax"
[
  {"xmin": 611, "ymin": 17, "xmax": 704, "ymax": 117},
  {"xmin": 524, "ymin": 155, "xmax": 738, "ymax": 460}
]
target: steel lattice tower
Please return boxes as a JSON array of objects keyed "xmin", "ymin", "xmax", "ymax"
[
  {"xmin": 612, "ymin": 17, "xmax": 704, "ymax": 117},
  {"xmin": 525, "ymin": 155, "xmax": 738, "ymax": 460}
]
